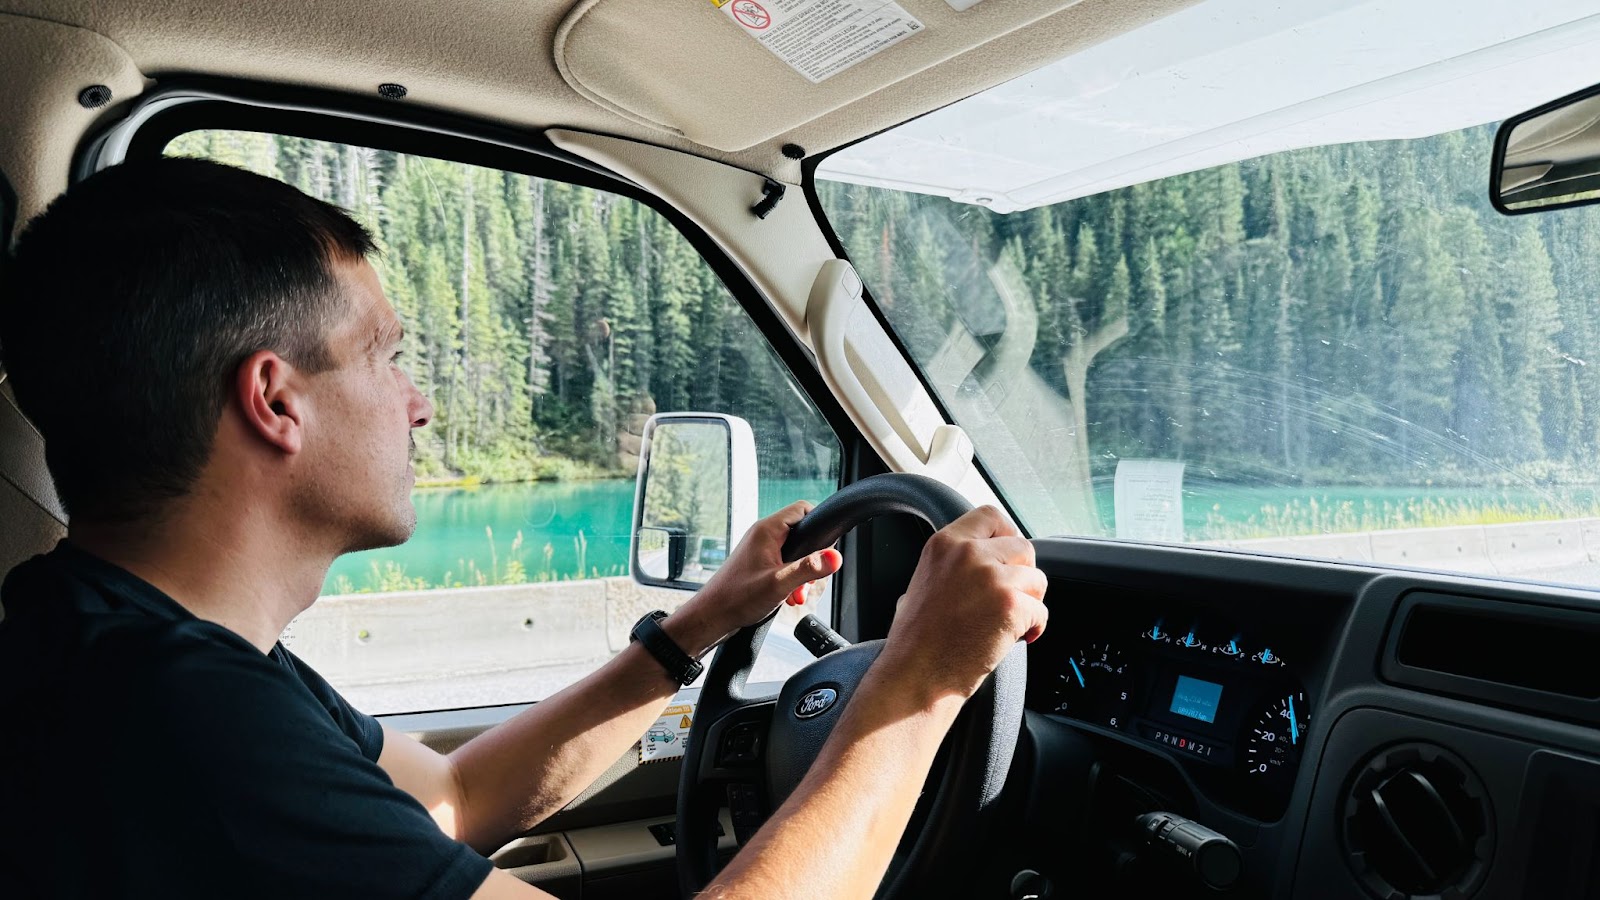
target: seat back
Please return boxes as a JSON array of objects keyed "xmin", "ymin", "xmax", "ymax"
[{"xmin": 0, "ymin": 379, "xmax": 65, "ymax": 620}]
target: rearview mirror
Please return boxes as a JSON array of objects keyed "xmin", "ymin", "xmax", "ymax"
[
  {"xmin": 631, "ymin": 414, "xmax": 758, "ymax": 590},
  {"xmin": 1493, "ymin": 82, "xmax": 1600, "ymax": 215}
]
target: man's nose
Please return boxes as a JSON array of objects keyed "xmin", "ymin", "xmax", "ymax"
[{"xmin": 409, "ymin": 383, "xmax": 434, "ymax": 428}]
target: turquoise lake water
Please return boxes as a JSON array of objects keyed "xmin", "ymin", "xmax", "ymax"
[
  {"xmin": 323, "ymin": 478, "xmax": 1600, "ymax": 594},
  {"xmin": 324, "ymin": 478, "xmax": 836, "ymax": 594}
]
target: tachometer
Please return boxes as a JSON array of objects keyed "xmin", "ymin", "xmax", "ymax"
[
  {"xmin": 1243, "ymin": 690, "xmax": 1308, "ymax": 787},
  {"xmin": 1051, "ymin": 642, "xmax": 1133, "ymax": 729}
]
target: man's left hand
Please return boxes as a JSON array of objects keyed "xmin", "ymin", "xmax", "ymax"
[{"xmin": 668, "ymin": 501, "xmax": 842, "ymax": 655}]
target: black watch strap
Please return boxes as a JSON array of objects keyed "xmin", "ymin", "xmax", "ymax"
[{"xmin": 630, "ymin": 610, "xmax": 704, "ymax": 686}]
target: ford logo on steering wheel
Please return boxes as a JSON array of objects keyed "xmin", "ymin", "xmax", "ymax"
[{"xmin": 795, "ymin": 687, "xmax": 838, "ymax": 719}]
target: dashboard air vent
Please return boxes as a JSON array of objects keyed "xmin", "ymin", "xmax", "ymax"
[
  {"xmin": 1396, "ymin": 603, "xmax": 1600, "ymax": 698},
  {"xmin": 1341, "ymin": 743, "xmax": 1492, "ymax": 899}
]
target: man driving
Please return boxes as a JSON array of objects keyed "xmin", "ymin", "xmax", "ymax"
[{"xmin": 0, "ymin": 157, "xmax": 1048, "ymax": 899}]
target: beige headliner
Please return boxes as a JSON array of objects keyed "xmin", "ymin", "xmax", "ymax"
[{"xmin": 0, "ymin": 0, "xmax": 1196, "ymax": 222}]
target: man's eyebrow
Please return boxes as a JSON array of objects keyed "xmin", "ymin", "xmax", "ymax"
[{"xmin": 368, "ymin": 320, "xmax": 404, "ymax": 353}]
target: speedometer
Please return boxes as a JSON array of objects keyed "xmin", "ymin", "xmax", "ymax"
[{"xmin": 1243, "ymin": 690, "xmax": 1308, "ymax": 787}]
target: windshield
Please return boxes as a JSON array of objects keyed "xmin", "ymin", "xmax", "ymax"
[{"xmin": 815, "ymin": 0, "xmax": 1600, "ymax": 588}]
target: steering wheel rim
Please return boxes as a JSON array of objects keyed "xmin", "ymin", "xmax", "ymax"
[{"xmin": 675, "ymin": 473, "xmax": 1028, "ymax": 899}]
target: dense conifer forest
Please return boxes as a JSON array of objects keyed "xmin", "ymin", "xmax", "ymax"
[
  {"xmin": 823, "ymin": 124, "xmax": 1600, "ymax": 502},
  {"xmin": 175, "ymin": 124, "xmax": 1600, "ymax": 522}
]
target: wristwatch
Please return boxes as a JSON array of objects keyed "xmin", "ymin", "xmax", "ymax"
[{"xmin": 630, "ymin": 609, "xmax": 704, "ymax": 686}]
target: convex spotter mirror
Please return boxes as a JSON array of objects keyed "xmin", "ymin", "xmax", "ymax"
[
  {"xmin": 1494, "ymin": 82, "xmax": 1600, "ymax": 215},
  {"xmin": 631, "ymin": 414, "xmax": 758, "ymax": 590}
]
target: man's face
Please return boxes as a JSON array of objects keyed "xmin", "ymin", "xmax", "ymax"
[{"xmin": 295, "ymin": 257, "xmax": 433, "ymax": 554}]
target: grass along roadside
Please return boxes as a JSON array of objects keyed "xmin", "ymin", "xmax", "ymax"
[
  {"xmin": 326, "ymin": 487, "xmax": 1600, "ymax": 594},
  {"xmin": 327, "ymin": 526, "xmax": 627, "ymax": 594},
  {"xmin": 1194, "ymin": 494, "xmax": 1600, "ymax": 542}
]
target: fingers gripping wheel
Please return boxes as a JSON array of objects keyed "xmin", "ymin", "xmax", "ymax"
[
  {"xmin": 675, "ymin": 474, "xmax": 1028, "ymax": 898},
  {"xmin": 776, "ymin": 473, "xmax": 973, "ymax": 562}
]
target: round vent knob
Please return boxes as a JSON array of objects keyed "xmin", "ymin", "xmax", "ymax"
[{"xmin": 1341, "ymin": 743, "xmax": 1492, "ymax": 899}]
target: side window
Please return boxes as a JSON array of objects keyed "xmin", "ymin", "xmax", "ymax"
[{"xmin": 166, "ymin": 131, "xmax": 840, "ymax": 714}]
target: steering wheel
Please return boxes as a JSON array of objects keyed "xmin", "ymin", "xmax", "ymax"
[{"xmin": 675, "ymin": 473, "xmax": 1028, "ymax": 898}]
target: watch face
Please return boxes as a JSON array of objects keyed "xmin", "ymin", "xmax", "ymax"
[{"xmin": 632, "ymin": 609, "xmax": 668, "ymax": 641}]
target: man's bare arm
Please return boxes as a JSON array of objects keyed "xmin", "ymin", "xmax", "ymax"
[
  {"xmin": 703, "ymin": 661, "xmax": 964, "ymax": 897},
  {"xmin": 417, "ymin": 505, "xmax": 1043, "ymax": 900},
  {"xmin": 379, "ymin": 502, "xmax": 841, "ymax": 854},
  {"xmin": 378, "ymin": 607, "xmax": 715, "ymax": 849},
  {"xmin": 702, "ymin": 506, "xmax": 1048, "ymax": 899},
  {"xmin": 459, "ymin": 660, "xmax": 976, "ymax": 900}
]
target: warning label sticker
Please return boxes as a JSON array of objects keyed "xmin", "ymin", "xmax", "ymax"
[
  {"xmin": 640, "ymin": 702, "xmax": 695, "ymax": 763},
  {"xmin": 720, "ymin": 0, "xmax": 925, "ymax": 84}
]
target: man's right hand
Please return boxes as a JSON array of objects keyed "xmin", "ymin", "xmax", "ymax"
[
  {"xmin": 874, "ymin": 505, "xmax": 1049, "ymax": 704},
  {"xmin": 694, "ymin": 504, "xmax": 1049, "ymax": 900}
]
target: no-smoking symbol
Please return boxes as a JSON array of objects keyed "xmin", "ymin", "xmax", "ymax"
[{"xmin": 731, "ymin": 0, "xmax": 771, "ymax": 30}]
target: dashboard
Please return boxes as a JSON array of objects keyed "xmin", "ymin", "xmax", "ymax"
[
  {"xmin": 1010, "ymin": 541, "xmax": 1600, "ymax": 900},
  {"xmin": 1025, "ymin": 600, "xmax": 1317, "ymax": 819}
]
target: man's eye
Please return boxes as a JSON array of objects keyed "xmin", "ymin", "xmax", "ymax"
[{"xmin": 390, "ymin": 351, "xmax": 405, "ymax": 363}]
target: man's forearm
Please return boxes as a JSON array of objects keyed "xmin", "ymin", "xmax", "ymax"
[
  {"xmin": 449, "ymin": 601, "xmax": 728, "ymax": 853},
  {"xmin": 701, "ymin": 664, "xmax": 966, "ymax": 900}
]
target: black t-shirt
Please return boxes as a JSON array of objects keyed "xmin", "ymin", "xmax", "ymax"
[{"xmin": 0, "ymin": 541, "xmax": 494, "ymax": 899}]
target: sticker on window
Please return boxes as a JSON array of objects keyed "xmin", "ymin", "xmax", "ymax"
[
  {"xmin": 1114, "ymin": 459, "xmax": 1186, "ymax": 542},
  {"xmin": 640, "ymin": 702, "xmax": 695, "ymax": 763},
  {"xmin": 719, "ymin": 0, "xmax": 924, "ymax": 84}
]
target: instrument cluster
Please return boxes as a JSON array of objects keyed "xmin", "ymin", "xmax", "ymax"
[{"xmin": 1027, "ymin": 608, "xmax": 1311, "ymax": 818}]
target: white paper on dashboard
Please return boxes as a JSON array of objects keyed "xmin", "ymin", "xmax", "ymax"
[{"xmin": 1114, "ymin": 459, "xmax": 1185, "ymax": 542}]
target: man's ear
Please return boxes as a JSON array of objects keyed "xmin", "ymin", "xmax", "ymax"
[{"xmin": 235, "ymin": 349, "xmax": 304, "ymax": 455}]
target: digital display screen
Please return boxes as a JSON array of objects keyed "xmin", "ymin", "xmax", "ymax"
[{"xmin": 1169, "ymin": 675, "xmax": 1224, "ymax": 724}]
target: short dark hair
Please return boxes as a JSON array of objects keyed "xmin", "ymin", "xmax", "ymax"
[{"xmin": 0, "ymin": 156, "xmax": 376, "ymax": 522}]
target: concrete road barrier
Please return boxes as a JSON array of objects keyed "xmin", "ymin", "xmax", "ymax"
[
  {"xmin": 1216, "ymin": 517, "xmax": 1600, "ymax": 576},
  {"xmin": 287, "ymin": 522, "xmax": 1597, "ymax": 713},
  {"xmin": 1371, "ymin": 525, "xmax": 1496, "ymax": 574},
  {"xmin": 1209, "ymin": 532, "xmax": 1378, "ymax": 564},
  {"xmin": 283, "ymin": 576, "xmax": 685, "ymax": 688},
  {"xmin": 284, "ymin": 575, "xmax": 825, "ymax": 700},
  {"xmin": 1482, "ymin": 519, "xmax": 1588, "ymax": 574}
]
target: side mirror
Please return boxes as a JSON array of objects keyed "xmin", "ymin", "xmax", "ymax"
[
  {"xmin": 631, "ymin": 413, "xmax": 758, "ymax": 590},
  {"xmin": 1493, "ymin": 81, "xmax": 1600, "ymax": 215}
]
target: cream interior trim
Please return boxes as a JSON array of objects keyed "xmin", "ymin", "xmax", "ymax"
[
  {"xmin": 549, "ymin": 129, "xmax": 1004, "ymax": 513},
  {"xmin": 807, "ymin": 261, "xmax": 975, "ymax": 484},
  {"xmin": 0, "ymin": 0, "xmax": 1200, "ymax": 220},
  {"xmin": 0, "ymin": 381, "xmax": 63, "ymax": 526},
  {"xmin": 0, "ymin": 381, "xmax": 66, "ymax": 599},
  {"xmin": 548, "ymin": 129, "xmax": 829, "ymax": 344},
  {"xmin": 556, "ymin": 0, "xmax": 1088, "ymax": 151},
  {"xmin": 552, "ymin": 0, "xmax": 684, "ymax": 139},
  {"xmin": 0, "ymin": 13, "xmax": 148, "ymax": 222},
  {"xmin": 564, "ymin": 812, "xmax": 736, "ymax": 871}
]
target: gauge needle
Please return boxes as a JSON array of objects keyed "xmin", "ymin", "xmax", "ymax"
[
  {"xmin": 1069, "ymin": 659, "xmax": 1086, "ymax": 688},
  {"xmin": 1288, "ymin": 695, "xmax": 1299, "ymax": 745}
]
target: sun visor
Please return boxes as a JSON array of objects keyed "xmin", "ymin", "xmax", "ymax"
[
  {"xmin": 817, "ymin": 0, "xmax": 1600, "ymax": 211},
  {"xmin": 554, "ymin": 0, "xmax": 1097, "ymax": 152}
]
